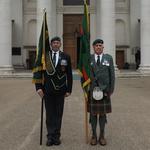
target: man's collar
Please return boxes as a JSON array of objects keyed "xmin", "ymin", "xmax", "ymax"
[
  {"xmin": 52, "ymin": 50, "xmax": 59, "ymax": 54},
  {"xmin": 95, "ymin": 53, "xmax": 103, "ymax": 57}
]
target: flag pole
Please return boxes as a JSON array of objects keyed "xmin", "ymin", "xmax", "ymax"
[
  {"xmin": 84, "ymin": 0, "xmax": 89, "ymax": 144},
  {"xmin": 78, "ymin": 0, "xmax": 89, "ymax": 144},
  {"xmin": 40, "ymin": 97, "xmax": 44, "ymax": 145},
  {"xmin": 39, "ymin": 8, "xmax": 46, "ymax": 145},
  {"xmin": 42, "ymin": 8, "xmax": 46, "ymax": 70},
  {"xmin": 84, "ymin": 96, "xmax": 89, "ymax": 144}
]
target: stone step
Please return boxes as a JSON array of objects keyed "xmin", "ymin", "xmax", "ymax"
[{"xmin": 0, "ymin": 69, "xmax": 150, "ymax": 78}]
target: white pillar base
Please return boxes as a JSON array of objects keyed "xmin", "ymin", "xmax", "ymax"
[
  {"xmin": 0, "ymin": 66, "xmax": 14, "ymax": 75},
  {"xmin": 138, "ymin": 66, "xmax": 150, "ymax": 75}
]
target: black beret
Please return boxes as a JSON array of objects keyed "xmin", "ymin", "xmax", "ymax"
[
  {"xmin": 51, "ymin": 36, "xmax": 61, "ymax": 43},
  {"xmin": 92, "ymin": 39, "xmax": 104, "ymax": 45}
]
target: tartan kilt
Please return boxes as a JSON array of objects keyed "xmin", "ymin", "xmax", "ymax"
[{"xmin": 87, "ymin": 95, "xmax": 112, "ymax": 115}]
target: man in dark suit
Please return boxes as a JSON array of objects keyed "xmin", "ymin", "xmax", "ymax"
[
  {"xmin": 135, "ymin": 50, "xmax": 140, "ymax": 69},
  {"xmin": 35, "ymin": 36, "xmax": 73, "ymax": 146},
  {"xmin": 88, "ymin": 39, "xmax": 115, "ymax": 146}
]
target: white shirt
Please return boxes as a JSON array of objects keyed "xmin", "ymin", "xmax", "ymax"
[
  {"xmin": 94, "ymin": 53, "xmax": 103, "ymax": 63},
  {"xmin": 52, "ymin": 50, "xmax": 59, "ymax": 67}
]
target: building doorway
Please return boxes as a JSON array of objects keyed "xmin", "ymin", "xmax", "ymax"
[
  {"xmin": 28, "ymin": 51, "xmax": 36, "ymax": 69},
  {"xmin": 116, "ymin": 50, "xmax": 125, "ymax": 69},
  {"xmin": 63, "ymin": 14, "xmax": 83, "ymax": 69}
]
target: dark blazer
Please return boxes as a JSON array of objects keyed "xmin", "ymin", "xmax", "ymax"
[{"xmin": 35, "ymin": 51, "xmax": 73, "ymax": 95}]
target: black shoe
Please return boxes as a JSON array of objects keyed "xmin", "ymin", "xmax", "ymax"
[
  {"xmin": 53, "ymin": 139, "xmax": 61, "ymax": 145},
  {"xmin": 46, "ymin": 139, "xmax": 53, "ymax": 146}
]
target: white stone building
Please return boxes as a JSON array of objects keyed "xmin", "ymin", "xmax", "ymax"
[{"xmin": 0, "ymin": 0, "xmax": 150, "ymax": 73}]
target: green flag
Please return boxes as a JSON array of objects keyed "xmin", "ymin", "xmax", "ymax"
[
  {"xmin": 78, "ymin": 0, "xmax": 91, "ymax": 98},
  {"xmin": 32, "ymin": 10, "xmax": 55, "ymax": 84}
]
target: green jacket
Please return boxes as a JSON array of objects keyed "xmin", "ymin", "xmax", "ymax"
[
  {"xmin": 88, "ymin": 53, "xmax": 115, "ymax": 114},
  {"xmin": 90, "ymin": 53, "xmax": 115, "ymax": 94}
]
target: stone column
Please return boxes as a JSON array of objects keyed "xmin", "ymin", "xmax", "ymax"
[
  {"xmin": 0, "ymin": 0, "xmax": 13, "ymax": 73},
  {"xmin": 57, "ymin": 0, "xmax": 63, "ymax": 49},
  {"xmin": 96, "ymin": 0, "xmax": 116, "ymax": 65},
  {"xmin": 90, "ymin": 0, "xmax": 96, "ymax": 52},
  {"xmin": 139, "ymin": 0, "xmax": 150, "ymax": 74},
  {"xmin": 37, "ymin": 0, "xmax": 57, "ymax": 43}
]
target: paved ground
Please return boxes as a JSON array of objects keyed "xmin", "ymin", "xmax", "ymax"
[{"xmin": 0, "ymin": 77, "xmax": 150, "ymax": 150}]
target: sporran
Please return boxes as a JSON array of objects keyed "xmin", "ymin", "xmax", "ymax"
[{"xmin": 92, "ymin": 86, "xmax": 103, "ymax": 101}]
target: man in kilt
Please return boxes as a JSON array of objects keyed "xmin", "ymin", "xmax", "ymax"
[{"xmin": 88, "ymin": 39, "xmax": 115, "ymax": 146}]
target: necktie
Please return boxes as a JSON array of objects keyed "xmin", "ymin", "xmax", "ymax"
[
  {"xmin": 52, "ymin": 52, "xmax": 56, "ymax": 67},
  {"xmin": 97, "ymin": 55, "xmax": 100, "ymax": 66}
]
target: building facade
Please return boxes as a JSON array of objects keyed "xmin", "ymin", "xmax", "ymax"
[{"xmin": 0, "ymin": 0, "xmax": 150, "ymax": 73}]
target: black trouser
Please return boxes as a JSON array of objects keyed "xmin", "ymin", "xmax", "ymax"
[
  {"xmin": 90, "ymin": 114, "xmax": 107, "ymax": 137},
  {"xmin": 44, "ymin": 94, "xmax": 65, "ymax": 140}
]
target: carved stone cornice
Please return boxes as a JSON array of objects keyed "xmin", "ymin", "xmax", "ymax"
[
  {"xmin": 116, "ymin": 7, "xmax": 129, "ymax": 14},
  {"xmin": 57, "ymin": 6, "xmax": 96, "ymax": 14},
  {"xmin": 115, "ymin": 0, "xmax": 130, "ymax": 14},
  {"xmin": 24, "ymin": 8, "xmax": 37, "ymax": 15}
]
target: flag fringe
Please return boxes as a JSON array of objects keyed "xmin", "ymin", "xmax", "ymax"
[
  {"xmin": 82, "ymin": 78, "xmax": 91, "ymax": 88},
  {"xmin": 32, "ymin": 79, "xmax": 44, "ymax": 84},
  {"xmin": 32, "ymin": 66, "xmax": 45, "ymax": 73}
]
